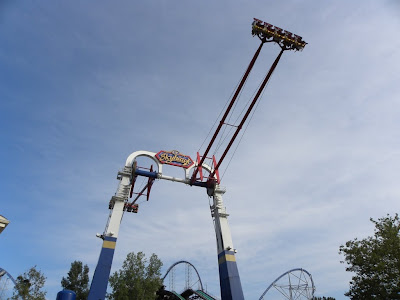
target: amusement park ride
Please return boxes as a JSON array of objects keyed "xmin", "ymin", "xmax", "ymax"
[{"xmin": 87, "ymin": 18, "xmax": 307, "ymax": 300}]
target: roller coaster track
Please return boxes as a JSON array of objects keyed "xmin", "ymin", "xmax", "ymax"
[
  {"xmin": 194, "ymin": 289, "xmax": 217, "ymax": 300},
  {"xmin": 160, "ymin": 261, "xmax": 216, "ymax": 300}
]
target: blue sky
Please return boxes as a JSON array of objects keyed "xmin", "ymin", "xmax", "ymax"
[{"xmin": 1, "ymin": 1, "xmax": 400, "ymax": 299}]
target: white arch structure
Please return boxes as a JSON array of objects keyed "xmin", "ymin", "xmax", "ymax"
[
  {"xmin": 259, "ymin": 268, "xmax": 315, "ymax": 300},
  {"xmin": 88, "ymin": 150, "xmax": 243, "ymax": 300}
]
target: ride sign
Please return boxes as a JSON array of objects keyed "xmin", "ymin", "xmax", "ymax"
[{"xmin": 155, "ymin": 150, "xmax": 194, "ymax": 168}]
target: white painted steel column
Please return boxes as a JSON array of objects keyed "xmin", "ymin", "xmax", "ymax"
[
  {"xmin": 88, "ymin": 166, "xmax": 132, "ymax": 300},
  {"xmin": 210, "ymin": 185, "xmax": 244, "ymax": 300},
  {"xmin": 211, "ymin": 186, "xmax": 234, "ymax": 252}
]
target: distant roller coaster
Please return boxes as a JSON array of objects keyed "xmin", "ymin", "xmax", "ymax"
[
  {"xmin": 259, "ymin": 268, "xmax": 315, "ymax": 300},
  {"xmin": 163, "ymin": 260, "xmax": 204, "ymax": 292},
  {"xmin": 158, "ymin": 261, "xmax": 217, "ymax": 300},
  {"xmin": 0, "ymin": 267, "xmax": 16, "ymax": 300}
]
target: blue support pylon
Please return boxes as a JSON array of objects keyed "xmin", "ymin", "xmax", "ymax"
[
  {"xmin": 218, "ymin": 250, "xmax": 245, "ymax": 300},
  {"xmin": 88, "ymin": 236, "xmax": 117, "ymax": 300}
]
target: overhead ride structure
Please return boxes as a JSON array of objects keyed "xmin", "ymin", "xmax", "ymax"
[
  {"xmin": 88, "ymin": 18, "xmax": 306, "ymax": 300},
  {"xmin": 0, "ymin": 215, "xmax": 10, "ymax": 235}
]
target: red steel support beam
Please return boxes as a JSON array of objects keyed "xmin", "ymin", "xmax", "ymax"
[
  {"xmin": 210, "ymin": 48, "xmax": 285, "ymax": 178},
  {"xmin": 191, "ymin": 42, "xmax": 264, "ymax": 184}
]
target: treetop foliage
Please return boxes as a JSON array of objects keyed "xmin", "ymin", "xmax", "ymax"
[
  {"xmin": 108, "ymin": 251, "xmax": 163, "ymax": 300},
  {"xmin": 61, "ymin": 260, "xmax": 90, "ymax": 300},
  {"xmin": 339, "ymin": 213, "xmax": 400, "ymax": 299},
  {"xmin": 12, "ymin": 266, "xmax": 47, "ymax": 300}
]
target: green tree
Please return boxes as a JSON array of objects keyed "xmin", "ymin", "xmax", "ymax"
[
  {"xmin": 108, "ymin": 251, "xmax": 163, "ymax": 300},
  {"xmin": 312, "ymin": 297, "xmax": 336, "ymax": 300},
  {"xmin": 339, "ymin": 214, "xmax": 400, "ymax": 299},
  {"xmin": 12, "ymin": 266, "xmax": 46, "ymax": 300},
  {"xmin": 61, "ymin": 261, "xmax": 90, "ymax": 300}
]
